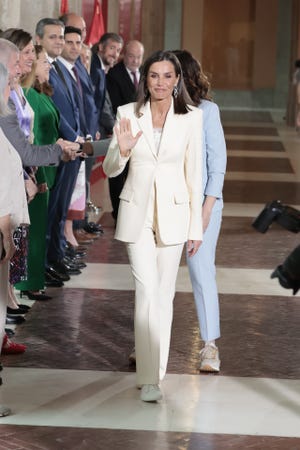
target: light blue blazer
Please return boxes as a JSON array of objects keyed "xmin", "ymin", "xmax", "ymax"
[{"xmin": 199, "ymin": 99, "xmax": 226, "ymax": 211}]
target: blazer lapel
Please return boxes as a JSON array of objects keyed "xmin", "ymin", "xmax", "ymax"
[
  {"xmin": 158, "ymin": 99, "xmax": 177, "ymax": 157},
  {"xmin": 136, "ymin": 102, "xmax": 157, "ymax": 158}
]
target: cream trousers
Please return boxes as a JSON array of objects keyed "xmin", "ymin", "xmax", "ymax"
[{"xmin": 126, "ymin": 190, "xmax": 184, "ymax": 385}]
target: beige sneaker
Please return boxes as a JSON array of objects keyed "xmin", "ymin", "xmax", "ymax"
[
  {"xmin": 140, "ymin": 384, "xmax": 162, "ymax": 402},
  {"xmin": 199, "ymin": 343, "xmax": 220, "ymax": 372}
]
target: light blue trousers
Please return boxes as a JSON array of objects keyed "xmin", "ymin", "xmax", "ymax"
[{"xmin": 187, "ymin": 209, "xmax": 222, "ymax": 342}]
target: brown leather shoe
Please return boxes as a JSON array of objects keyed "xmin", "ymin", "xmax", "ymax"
[{"xmin": 73, "ymin": 229, "xmax": 97, "ymax": 243}]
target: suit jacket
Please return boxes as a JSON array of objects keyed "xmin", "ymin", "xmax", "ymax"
[
  {"xmin": 49, "ymin": 60, "xmax": 81, "ymax": 141},
  {"xmin": 200, "ymin": 99, "xmax": 227, "ymax": 212},
  {"xmin": 106, "ymin": 60, "xmax": 137, "ymax": 114},
  {"xmin": 75, "ymin": 58, "xmax": 99, "ymax": 139},
  {"xmin": 0, "ymin": 98, "xmax": 62, "ymax": 167},
  {"xmin": 0, "ymin": 127, "xmax": 29, "ymax": 227},
  {"xmin": 90, "ymin": 53, "xmax": 115, "ymax": 137},
  {"xmin": 103, "ymin": 101, "xmax": 203, "ymax": 245},
  {"xmin": 90, "ymin": 52, "xmax": 106, "ymax": 115}
]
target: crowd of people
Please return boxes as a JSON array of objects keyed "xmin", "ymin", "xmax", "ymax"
[{"xmin": 0, "ymin": 11, "xmax": 226, "ymax": 412}]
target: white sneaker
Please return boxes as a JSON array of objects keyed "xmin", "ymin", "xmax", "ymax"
[
  {"xmin": 199, "ymin": 343, "xmax": 220, "ymax": 372},
  {"xmin": 0, "ymin": 404, "xmax": 11, "ymax": 417},
  {"xmin": 128, "ymin": 348, "xmax": 136, "ymax": 364},
  {"xmin": 140, "ymin": 384, "xmax": 162, "ymax": 402}
]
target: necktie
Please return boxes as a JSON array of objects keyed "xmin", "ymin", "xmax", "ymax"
[
  {"xmin": 52, "ymin": 60, "xmax": 70, "ymax": 95},
  {"xmin": 131, "ymin": 71, "xmax": 139, "ymax": 90},
  {"xmin": 72, "ymin": 66, "xmax": 83, "ymax": 97}
]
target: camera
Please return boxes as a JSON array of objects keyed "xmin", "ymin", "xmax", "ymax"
[{"xmin": 252, "ymin": 200, "xmax": 300, "ymax": 233}]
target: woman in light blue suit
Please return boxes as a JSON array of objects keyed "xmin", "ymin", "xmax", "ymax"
[{"xmin": 174, "ymin": 50, "xmax": 227, "ymax": 372}]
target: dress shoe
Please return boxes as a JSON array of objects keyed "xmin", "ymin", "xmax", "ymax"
[
  {"xmin": 6, "ymin": 315, "xmax": 25, "ymax": 325},
  {"xmin": 47, "ymin": 265, "xmax": 70, "ymax": 282},
  {"xmin": 20, "ymin": 290, "xmax": 52, "ymax": 301},
  {"xmin": 83, "ymin": 222, "xmax": 103, "ymax": 235},
  {"xmin": 63, "ymin": 256, "xmax": 86, "ymax": 269},
  {"xmin": 1, "ymin": 334, "xmax": 26, "ymax": 355},
  {"xmin": 5, "ymin": 328, "xmax": 15, "ymax": 338},
  {"xmin": 51, "ymin": 260, "xmax": 81, "ymax": 276},
  {"xmin": 66, "ymin": 241, "xmax": 87, "ymax": 253},
  {"xmin": 65, "ymin": 246, "xmax": 86, "ymax": 259},
  {"xmin": 73, "ymin": 229, "xmax": 96, "ymax": 243},
  {"xmin": 45, "ymin": 271, "xmax": 64, "ymax": 287},
  {"xmin": 7, "ymin": 306, "xmax": 29, "ymax": 315},
  {"xmin": 18, "ymin": 304, "xmax": 31, "ymax": 311}
]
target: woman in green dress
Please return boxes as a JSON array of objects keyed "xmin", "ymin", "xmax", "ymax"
[{"xmin": 15, "ymin": 45, "xmax": 60, "ymax": 299}]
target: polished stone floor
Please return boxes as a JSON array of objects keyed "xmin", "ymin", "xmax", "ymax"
[{"xmin": 0, "ymin": 109, "xmax": 299, "ymax": 449}]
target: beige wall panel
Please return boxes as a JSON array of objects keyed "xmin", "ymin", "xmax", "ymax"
[
  {"xmin": 0, "ymin": 0, "xmax": 82, "ymax": 36},
  {"xmin": 181, "ymin": 0, "xmax": 203, "ymax": 61},
  {"xmin": 107, "ymin": 0, "xmax": 119, "ymax": 33},
  {"xmin": 141, "ymin": 0, "xmax": 165, "ymax": 58},
  {"xmin": 201, "ymin": 0, "xmax": 255, "ymax": 90},
  {"xmin": 252, "ymin": 0, "xmax": 278, "ymax": 89}
]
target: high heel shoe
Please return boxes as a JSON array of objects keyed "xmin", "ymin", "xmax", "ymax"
[
  {"xmin": 271, "ymin": 265, "xmax": 300, "ymax": 295},
  {"xmin": 1, "ymin": 333, "xmax": 26, "ymax": 355},
  {"xmin": 20, "ymin": 290, "xmax": 52, "ymax": 301},
  {"xmin": 7, "ymin": 306, "xmax": 29, "ymax": 315}
]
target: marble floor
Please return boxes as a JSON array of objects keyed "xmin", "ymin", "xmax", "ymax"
[{"xmin": 0, "ymin": 109, "xmax": 299, "ymax": 449}]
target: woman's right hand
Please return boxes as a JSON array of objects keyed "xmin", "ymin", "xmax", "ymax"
[{"xmin": 115, "ymin": 118, "xmax": 142, "ymax": 157}]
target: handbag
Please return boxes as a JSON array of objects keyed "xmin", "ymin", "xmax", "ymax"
[{"xmin": 9, "ymin": 225, "xmax": 29, "ymax": 285}]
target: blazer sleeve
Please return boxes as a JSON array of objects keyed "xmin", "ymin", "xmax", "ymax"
[
  {"xmin": 0, "ymin": 133, "xmax": 13, "ymax": 218},
  {"xmin": 185, "ymin": 108, "xmax": 203, "ymax": 241},
  {"xmin": 106, "ymin": 72, "xmax": 123, "ymax": 115},
  {"xmin": 203, "ymin": 102, "xmax": 227, "ymax": 198},
  {"xmin": 0, "ymin": 111, "xmax": 62, "ymax": 167},
  {"xmin": 89, "ymin": 138, "xmax": 111, "ymax": 157}
]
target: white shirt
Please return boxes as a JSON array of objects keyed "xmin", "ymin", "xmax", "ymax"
[{"xmin": 57, "ymin": 56, "xmax": 76, "ymax": 80}]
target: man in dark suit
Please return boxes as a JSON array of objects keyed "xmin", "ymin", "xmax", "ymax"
[
  {"xmin": 90, "ymin": 32, "xmax": 123, "ymax": 137},
  {"xmin": 106, "ymin": 40, "xmax": 144, "ymax": 114},
  {"xmin": 59, "ymin": 13, "xmax": 103, "ymax": 224},
  {"xmin": 36, "ymin": 18, "xmax": 86, "ymax": 281},
  {"xmin": 105, "ymin": 40, "xmax": 144, "ymax": 221}
]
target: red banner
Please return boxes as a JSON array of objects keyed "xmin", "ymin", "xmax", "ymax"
[
  {"xmin": 86, "ymin": 0, "xmax": 105, "ymax": 46},
  {"xmin": 60, "ymin": 0, "xmax": 69, "ymax": 14}
]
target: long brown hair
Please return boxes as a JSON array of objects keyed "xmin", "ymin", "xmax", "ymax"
[
  {"xmin": 135, "ymin": 50, "xmax": 192, "ymax": 116},
  {"xmin": 172, "ymin": 50, "xmax": 211, "ymax": 105},
  {"xmin": 1, "ymin": 28, "xmax": 35, "ymax": 86},
  {"xmin": 32, "ymin": 45, "xmax": 53, "ymax": 96}
]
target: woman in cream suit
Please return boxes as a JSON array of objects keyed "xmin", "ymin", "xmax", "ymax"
[
  {"xmin": 174, "ymin": 50, "xmax": 226, "ymax": 373},
  {"xmin": 103, "ymin": 51, "xmax": 203, "ymax": 402},
  {"xmin": 0, "ymin": 62, "xmax": 30, "ymax": 416}
]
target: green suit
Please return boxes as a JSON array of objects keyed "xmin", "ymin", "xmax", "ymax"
[{"xmin": 16, "ymin": 89, "xmax": 59, "ymax": 291}]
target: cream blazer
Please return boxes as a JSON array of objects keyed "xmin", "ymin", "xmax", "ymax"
[
  {"xmin": 103, "ymin": 101, "xmax": 203, "ymax": 245},
  {"xmin": 0, "ymin": 127, "xmax": 29, "ymax": 228}
]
